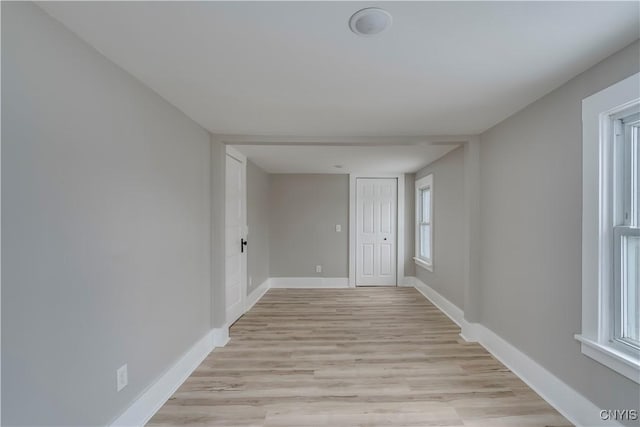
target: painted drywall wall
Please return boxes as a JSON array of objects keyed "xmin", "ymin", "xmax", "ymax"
[
  {"xmin": 479, "ymin": 40, "xmax": 640, "ymax": 421},
  {"xmin": 2, "ymin": 3, "xmax": 215, "ymax": 425},
  {"xmin": 269, "ymin": 174, "xmax": 349, "ymax": 277},
  {"xmin": 414, "ymin": 147, "xmax": 465, "ymax": 308},
  {"xmin": 210, "ymin": 137, "xmax": 226, "ymax": 329},
  {"xmin": 404, "ymin": 173, "xmax": 416, "ymax": 278},
  {"xmin": 247, "ymin": 160, "xmax": 270, "ymax": 292}
]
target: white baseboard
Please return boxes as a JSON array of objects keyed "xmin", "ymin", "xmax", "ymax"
[
  {"xmin": 269, "ymin": 277, "xmax": 349, "ymax": 288},
  {"xmin": 110, "ymin": 326, "xmax": 229, "ymax": 427},
  {"xmin": 468, "ymin": 323, "xmax": 619, "ymax": 427},
  {"xmin": 407, "ymin": 276, "xmax": 465, "ymax": 328},
  {"xmin": 407, "ymin": 276, "xmax": 617, "ymax": 427},
  {"xmin": 211, "ymin": 326, "xmax": 230, "ymax": 348},
  {"xmin": 246, "ymin": 278, "xmax": 270, "ymax": 312},
  {"xmin": 459, "ymin": 321, "xmax": 481, "ymax": 343}
]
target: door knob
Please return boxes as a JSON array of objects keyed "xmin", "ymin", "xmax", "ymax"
[
  {"xmin": 241, "ymin": 238, "xmax": 248, "ymax": 253},
  {"xmin": 383, "ymin": 237, "xmax": 387, "ymax": 241}
]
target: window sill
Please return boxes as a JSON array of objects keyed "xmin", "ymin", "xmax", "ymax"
[
  {"xmin": 574, "ymin": 334, "xmax": 640, "ymax": 383},
  {"xmin": 413, "ymin": 257, "xmax": 433, "ymax": 272}
]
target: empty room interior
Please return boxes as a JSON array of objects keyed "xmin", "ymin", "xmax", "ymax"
[{"xmin": 2, "ymin": 1, "xmax": 640, "ymax": 426}]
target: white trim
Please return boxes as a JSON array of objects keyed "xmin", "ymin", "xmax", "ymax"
[
  {"xmin": 225, "ymin": 144, "xmax": 246, "ymax": 163},
  {"xmin": 407, "ymin": 276, "xmax": 621, "ymax": 427},
  {"xmin": 270, "ymin": 277, "xmax": 349, "ymax": 289},
  {"xmin": 413, "ymin": 257, "xmax": 432, "ymax": 271},
  {"xmin": 459, "ymin": 322, "xmax": 482, "ymax": 344},
  {"xmin": 581, "ymin": 72, "xmax": 640, "ymax": 380},
  {"xmin": 246, "ymin": 278, "xmax": 271, "ymax": 312},
  {"xmin": 407, "ymin": 276, "xmax": 464, "ymax": 328},
  {"xmin": 110, "ymin": 327, "xmax": 229, "ymax": 427},
  {"xmin": 349, "ymin": 173, "xmax": 405, "ymax": 288},
  {"xmin": 575, "ymin": 335, "xmax": 640, "ymax": 383},
  {"xmin": 405, "ymin": 276, "xmax": 472, "ymax": 340},
  {"xmin": 211, "ymin": 326, "xmax": 230, "ymax": 348},
  {"xmin": 472, "ymin": 325, "xmax": 620, "ymax": 427}
]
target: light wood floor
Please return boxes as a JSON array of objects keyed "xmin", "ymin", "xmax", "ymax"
[{"xmin": 148, "ymin": 288, "xmax": 571, "ymax": 427}]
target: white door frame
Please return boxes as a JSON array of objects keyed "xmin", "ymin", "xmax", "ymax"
[
  {"xmin": 349, "ymin": 173, "xmax": 405, "ymax": 288},
  {"xmin": 225, "ymin": 145, "xmax": 248, "ymax": 324}
]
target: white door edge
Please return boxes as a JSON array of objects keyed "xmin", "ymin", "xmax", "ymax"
[{"xmin": 225, "ymin": 145, "xmax": 247, "ymax": 325}]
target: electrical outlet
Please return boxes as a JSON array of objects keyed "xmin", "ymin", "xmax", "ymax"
[
  {"xmin": 116, "ymin": 364, "xmax": 128, "ymax": 392},
  {"xmin": 316, "ymin": 265, "xmax": 322, "ymax": 273},
  {"xmin": 335, "ymin": 224, "xmax": 341, "ymax": 232}
]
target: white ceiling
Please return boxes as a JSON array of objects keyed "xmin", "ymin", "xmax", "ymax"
[
  {"xmin": 236, "ymin": 143, "xmax": 460, "ymax": 174},
  {"xmin": 39, "ymin": 1, "xmax": 639, "ymax": 138}
]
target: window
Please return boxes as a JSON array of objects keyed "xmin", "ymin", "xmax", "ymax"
[
  {"xmin": 613, "ymin": 108, "xmax": 639, "ymax": 351},
  {"xmin": 414, "ymin": 174, "xmax": 433, "ymax": 271},
  {"xmin": 577, "ymin": 72, "xmax": 640, "ymax": 383}
]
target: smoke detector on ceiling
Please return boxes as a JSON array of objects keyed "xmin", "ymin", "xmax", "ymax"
[{"xmin": 349, "ymin": 8, "xmax": 392, "ymax": 36}]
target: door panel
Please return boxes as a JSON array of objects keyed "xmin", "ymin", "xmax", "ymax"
[
  {"xmin": 380, "ymin": 200, "xmax": 392, "ymax": 233},
  {"xmin": 363, "ymin": 243, "xmax": 375, "ymax": 276},
  {"xmin": 363, "ymin": 200, "xmax": 375, "ymax": 234},
  {"xmin": 380, "ymin": 243, "xmax": 393, "ymax": 276},
  {"xmin": 225, "ymin": 149, "xmax": 246, "ymax": 325},
  {"xmin": 356, "ymin": 178, "xmax": 397, "ymax": 286}
]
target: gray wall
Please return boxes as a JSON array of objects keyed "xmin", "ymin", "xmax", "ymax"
[
  {"xmin": 269, "ymin": 174, "xmax": 349, "ymax": 277},
  {"xmin": 247, "ymin": 161, "xmax": 270, "ymax": 292},
  {"xmin": 414, "ymin": 147, "xmax": 465, "ymax": 308},
  {"xmin": 210, "ymin": 137, "xmax": 226, "ymax": 328},
  {"xmin": 478, "ymin": 40, "xmax": 640, "ymax": 420},
  {"xmin": 2, "ymin": 3, "xmax": 216, "ymax": 425}
]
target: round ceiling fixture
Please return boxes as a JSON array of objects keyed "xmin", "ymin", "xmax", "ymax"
[{"xmin": 349, "ymin": 8, "xmax": 392, "ymax": 36}]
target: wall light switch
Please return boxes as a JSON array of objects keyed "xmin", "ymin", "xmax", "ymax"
[
  {"xmin": 316, "ymin": 265, "xmax": 322, "ymax": 273},
  {"xmin": 335, "ymin": 224, "xmax": 342, "ymax": 232},
  {"xmin": 117, "ymin": 364, "xmax": 128, "ymax": 392}
]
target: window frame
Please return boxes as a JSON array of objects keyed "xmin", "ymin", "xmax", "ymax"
[
  {"xmin": 577, "ymin": 72, "xmax": 640, "ymax": 384},
  {"xmin": 414, "ymin": 174, "xmax": 433, "ymax": 271},
  {"xmin": 613, "ymin": 111, "xmax": 639, "ymax": 352}
]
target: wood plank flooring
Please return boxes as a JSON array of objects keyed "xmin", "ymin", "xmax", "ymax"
[{"xmin": 148, "ymin": 287, "xmax": 571, "ymax": 427}]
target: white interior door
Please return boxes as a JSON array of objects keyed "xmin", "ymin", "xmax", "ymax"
[
  {"xmin": 225, "ymin": 146, "xmax": 247, "ymax": 325},
  {"xmin": 356, "ymin": 178, "xmax": 397, "ymax": 286}
]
